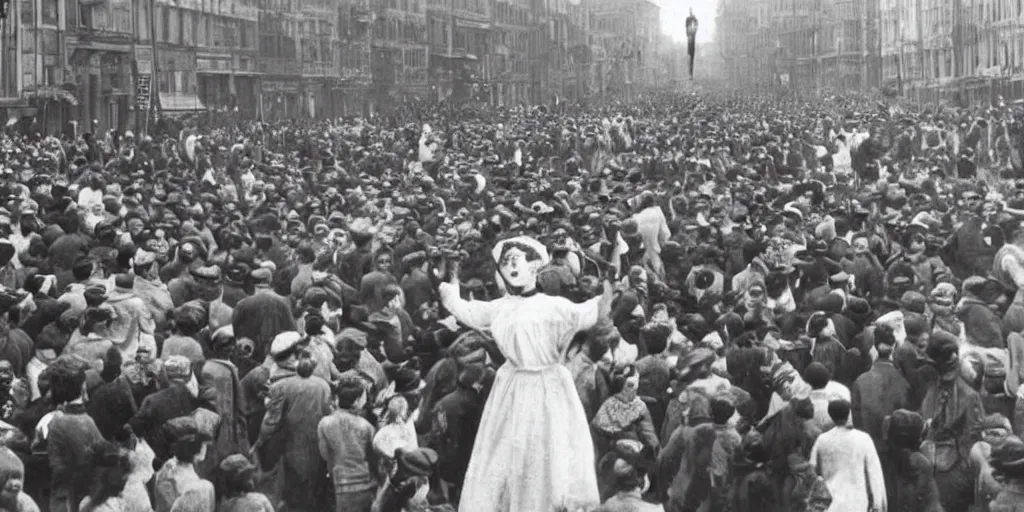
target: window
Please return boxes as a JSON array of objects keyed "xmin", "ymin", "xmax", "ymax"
[
  {"xmin": 196, "ymin": 12, "xmax": 207, "ymax": 45},
  {"xmin": 169, "ymin": 7, "xmax": 180, "ymax": 44},
  {"xmin": 137, "ymin": 1, "xmax": 150, "ymax": 41},
  {"xmin": 158, "ymin": 6, "xmax": 168, "ymax": 42},
  {"xmin": 182, "ymin": 10, "xmax": 194, "ymax": 45},
  {"xmin": 42, "ymin": 28, "xmax": 58, "ymax": 53},
  {"xmin": 20, "ymin": 0, "xmax": 32, "ymax": 25},
  {"xmin": 41, "ymin": 0, "xmax": 58, "ymax": 25},
  {"xmin": 240, "ymin": 21, "xmax": 250, "ymax": 48}
]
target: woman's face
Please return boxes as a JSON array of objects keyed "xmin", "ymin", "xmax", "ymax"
[
  {"xmin": 624, "ymin": 373, "xmax": 639, "ymax": 394},
  {"xmin": 499, "ymin": 247, "xmax": 538, "ymax": 290}
]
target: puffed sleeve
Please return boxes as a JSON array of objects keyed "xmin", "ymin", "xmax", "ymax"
[
  {"xmin": 439, "ymin": 282, "xmax": 499, "ymax": 331},
  {"xmin": 553, "ymin": 294, "xmax": 602, "ymax": 345}
]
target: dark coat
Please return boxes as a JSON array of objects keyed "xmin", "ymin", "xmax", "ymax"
[
  {"xmin": 888, "ymin": 450, "xmax": 945, "ymax": 512},
  {"xmin": 128, "ymin": 382, "xmax": 205, "ymax": 465},
  {"xmin": 957, "ymin": 298, "xmax": 1005, "ymax": 349},
  {"xmin": 88, "ymin": 374, "xmax": 141, "ymax": 440},
  {"xmin": 240, "ymin": 364, "xmax": 271, "ymax": 446},
  {"xmin": 232, "ymin": 289, "xmax": 296, "ymax": 361},
  {"xmin": 851, "ymin": 359, "xmax": 910, "ymax": 450},
  {"xmin": 255, "ymin": 370, "xmax": 333, "ymax": 512},
  {"xmin": 426, "ymin": 386, "xmax": 483, "ymax": 485}
]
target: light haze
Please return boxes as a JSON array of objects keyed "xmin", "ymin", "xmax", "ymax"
[{"xmin": 657, "ymin": 0, "xmax": 716, "ymax": 43}]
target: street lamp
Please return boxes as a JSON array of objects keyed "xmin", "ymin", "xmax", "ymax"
[{"xmin": 686, "ymin": 9, "xmax": 698, "ymax": 79}]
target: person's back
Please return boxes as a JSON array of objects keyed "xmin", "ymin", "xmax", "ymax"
[
  {"xmin": 318, "ymin": 408, "xmax": 377, "ymax": 500},
  {"xmin": 232, "ymin": 286, "xmax": 295, "ymax": 361},
  {"xmin": 217, "ymin": 492, "xmax": 273, "ymax": 512},
  {"xmin": 161, "ymin": 335, "xmax": 205, "ymax": 363},
  {"xmin": 47, "ymin": 403, "xmax": 104, "ymax": 511}
]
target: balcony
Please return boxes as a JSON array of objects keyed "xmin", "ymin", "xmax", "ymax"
[
  {"xmin": 259, "ymin": 57, "xmax": 301, "ymax": 75},
  {"xmin": 302, "ymin": 62, "xmax": 334, "ymax": 76}
]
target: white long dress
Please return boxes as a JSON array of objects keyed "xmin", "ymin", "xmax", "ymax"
[{"xmin": 439, "ymin": 283, "xmax": 603, "ymax": 512}]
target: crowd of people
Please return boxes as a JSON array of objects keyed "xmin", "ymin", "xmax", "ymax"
[{"xmin": 0, "ymin": 87, "xmax": 1023, "ymax": 512}]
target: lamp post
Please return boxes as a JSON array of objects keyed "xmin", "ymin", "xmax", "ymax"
[{"xmin": 685, "ymin": 8, "xmax": 697, "ymax": 80}]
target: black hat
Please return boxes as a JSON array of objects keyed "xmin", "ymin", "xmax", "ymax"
[
  {"xmin": 396, "ymin": 447, "xmax": 438, "ymax": 477},
  {"xmin": 0, "ymin": 288, "xmax": 26, "ymax": 315}
]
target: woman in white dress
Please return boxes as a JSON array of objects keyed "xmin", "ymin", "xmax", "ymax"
[{"xmin": 440, "ymin": 236, "xmax": 613, "ymax": 512}]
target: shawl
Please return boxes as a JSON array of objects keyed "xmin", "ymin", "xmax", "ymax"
[{"xmin": 593, "ymin": 395, "xmax": 647, "ymax": 434}]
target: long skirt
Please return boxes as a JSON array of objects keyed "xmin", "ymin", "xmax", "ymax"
[{"xmin": 458, "ymin": 363, "xmax": 600, "ymax": 512}]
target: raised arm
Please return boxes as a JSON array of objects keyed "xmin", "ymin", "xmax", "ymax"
[{"xmin": 438, "ymin": 262, "xmax": 498, "ymax": 332}]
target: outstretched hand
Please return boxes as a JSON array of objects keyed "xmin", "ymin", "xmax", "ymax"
[
  {"xmin": 598, "ymin": 279, "xmax": 615, "ymax": 319},
  {"xmin": 449, "ymin": 260, "xmax": 461, "ymax": 287}
]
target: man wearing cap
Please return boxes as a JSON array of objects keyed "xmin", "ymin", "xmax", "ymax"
[
  {"xmin": 104, "ymin": 273, "xmax": 156, "ymax": 361},
  {"xmin": 850, "ymin": 324, "xmax": 909, "ymax": 491},
  {"xmin": 255, "ymin": 331, "xmax": 332, "ymax": 512},
  {"xmin": 232, "ymin": 267, "xmax": 296, "ymax": 362},
  {"xmin": 132, "ymin": 248, "xmax": 175, "ymax": 332},
  {"xmin": 129, "ymin": 355, "xmax": 210, "ymax": 467},
  {"xmin": 318, "ymin": 375, "xmax": 377, "ymax": 512},
  {"xmin": 8, "ymin": 199, "xmax": 42, "ymax": 274}
]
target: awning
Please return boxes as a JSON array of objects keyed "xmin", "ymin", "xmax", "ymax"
[{"xmin": 159, "ymin": 93, "xmax": 206, "ymax": 112}]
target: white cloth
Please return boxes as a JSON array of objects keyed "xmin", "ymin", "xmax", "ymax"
[
  {"xmin": 833, "ymin": 139, "xmax": 853, "ymax": 175},
  {"xmin": 810, "ymin": 426, "xmax": 887, "ymax": 512},
  {"xmin": 439, "ymin": 284, "xmax": 603, "ymax": 512},
  {"xmin": 809, "ymin": 382, "xmax": 852, "ymax": 432},
  {"xmin": 26, "ymin": 357, "xmax": 46, "ymax": 401},
  {"xmin": 7, "ymin": 230, "xmax": 31, "ymax": 269},
  {"xmin": 77, "ymin": 187, "xmax": 103, "ymax": 212}
]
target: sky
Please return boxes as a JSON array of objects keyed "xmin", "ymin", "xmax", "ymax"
[{"xmin": 656, "ymin": 0, "xmax": 716, "ymax": 43}]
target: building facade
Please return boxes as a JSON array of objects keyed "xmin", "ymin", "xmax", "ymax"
[
  {"xmin": 336, "ymin": 0, "xmax": 372, "ymax": 115},
  {"xmin": 259, "ymin": 0, "xmax": 338, "ymax": 119},
  {"xmin": 427, "ymin": 0, "xmax": 490, "ymax": 102},
  {"xmin": 372, "ymin": 0, "xmax": 430, "ymax": 105},
  {"xmin": 491, "ymin": 0, "xmax": 531, "ymax": 104},
  {"xmin": 67, "ymin": 0, "xmax": 132, "ymax": 133},
  {"xmin": 1, "ymin": 0, "xmax": 67, "ymax": 127},
  {"xmin": 716, "ymin": 0, "xmax": 776, "ymax": 88}
]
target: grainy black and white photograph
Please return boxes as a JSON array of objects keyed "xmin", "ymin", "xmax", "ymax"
[{"xmin": 0, "ymin": 0, "xmax": 1023, "ymax": 510}]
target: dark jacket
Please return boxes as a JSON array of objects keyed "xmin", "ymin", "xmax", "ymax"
[
  {"xmin": 128, "ymin": 382, "xmax": 205, "ymax": 465},
  {"xmin": 851, "ymin": 359, "xmax": 910, "ymax": 452},
  {"xmin": 957, "ymin": 297, "xmax": 1005, "ymax": 349},
  {"xmin": 427, "ymin": 386, "xmax": 483, "ymax": 485},
  {"xmin": 255, "ymin": 370, "xmax": 333, "ymax": 511},
  {"xmin": 47, "ymin": 403, "xmax": 104, "ymax": 503},
  {"xmin": 232, "ymin": 289, "xmax": 296, "ymax": 362}
]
